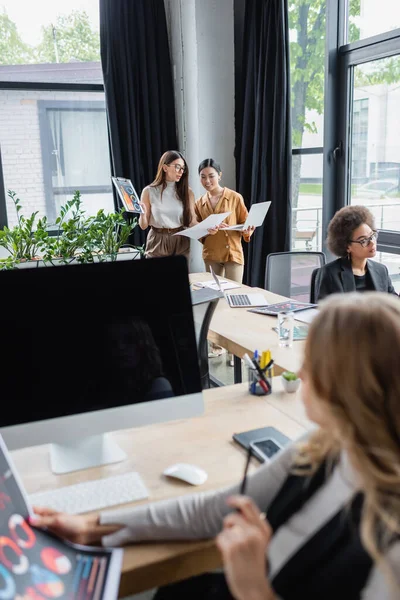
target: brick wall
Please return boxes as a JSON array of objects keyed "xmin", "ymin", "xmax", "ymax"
[{"xmin": 0, "ymin": 89, "xmax": 105, "ymax": 227}]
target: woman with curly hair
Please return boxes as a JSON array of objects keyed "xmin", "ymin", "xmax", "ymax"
[{"xmin": 316, "ymin": 205, "xmax": 397, "ymax": 300}]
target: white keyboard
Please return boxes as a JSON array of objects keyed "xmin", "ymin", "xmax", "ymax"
[{"xmin": 29, "ymin": 472, "xmax": 149, "ymax": 515}]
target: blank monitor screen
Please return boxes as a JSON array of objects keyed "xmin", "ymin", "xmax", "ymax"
[{"xmin": 0, "ymin": 256, "xmax": 202, "ymax": 450}]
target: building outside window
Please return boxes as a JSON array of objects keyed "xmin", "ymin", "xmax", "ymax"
[{"xmin": 0, "ymin": 1, "xmax": 113, "ymax": 229}]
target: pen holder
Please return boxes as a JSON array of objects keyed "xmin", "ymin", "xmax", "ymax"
[{"xmin": 248, "ymin": 367, "xmax": 272, "ymax": 396}]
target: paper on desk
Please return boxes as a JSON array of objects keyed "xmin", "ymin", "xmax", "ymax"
[
  {"xmin": 173, "ymin": 212, "xmax": 231, "ymax": 239},
  {"xmin": 197, "ymin": 279, "xmax": 240, "ymax": 291},
  {"xmin": 294, "ymin": 308, "xmax": 319, "ymax": 324}
]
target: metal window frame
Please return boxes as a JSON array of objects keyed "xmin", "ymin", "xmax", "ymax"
[
  {"xmin": 38, "ymin": 99, "xmax": 109, "ymax": 221},
  {"xmin": 334, "ymin": 2, "xmax": 400, "ymax": 254}
]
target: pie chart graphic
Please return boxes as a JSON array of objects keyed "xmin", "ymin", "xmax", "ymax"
[
  {"xmin": 30, "ymin": 565, "xmax": 64, "ymax": 598},
  {"xmin": 41, "ymin": 547, "xmax": 72, "ymax": 575}
]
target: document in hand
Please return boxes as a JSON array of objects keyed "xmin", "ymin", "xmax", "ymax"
[
  {"xmin": 173, "ymin": 212, "xmax": 231, "ymax": 240},
  {"xmin": 0, "ymin": 435, "xmax": 122, "ymax": 599}
]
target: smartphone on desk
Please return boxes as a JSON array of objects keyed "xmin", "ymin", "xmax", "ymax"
[{"xmin": 249, "ymin": 437, "xmax": 283, "ymax": 463}]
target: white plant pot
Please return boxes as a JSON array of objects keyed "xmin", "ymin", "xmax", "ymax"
[{"xmin": 281, "ymin": 376, "xmax": 301, "ymax": 393}]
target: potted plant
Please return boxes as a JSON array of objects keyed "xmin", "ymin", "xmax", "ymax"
[
  {"xmin": 281, "ymin": 370, "xmax": 301, "ymax": 393},
  {"xmin": 0, "ymin": 190, "xmax": 144, "ymax": 270}
]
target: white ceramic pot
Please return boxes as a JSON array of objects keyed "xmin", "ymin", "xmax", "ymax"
[{"xmin": 281, "ymin": 376, "xmax": 301, "ymax": 393}]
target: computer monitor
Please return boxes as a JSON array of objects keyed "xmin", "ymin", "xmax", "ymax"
[{"xmin": 0, "ymin": 256, "xmax": 203, "ymax": 474}]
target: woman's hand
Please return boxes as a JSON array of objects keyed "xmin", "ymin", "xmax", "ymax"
[
  {"xmin": 218, "ymin": 222, "xmax": 229, "ymax": 229},
  {"xmin": 207, "ymin": 226, "xmax": 220, "ymax": 235},
  {"xmin": 29, "ymin": 507, "xmax": 121, "ymax": 546},
  {"xmin": 243, "ymin": 225, "xmax": 255, "ymax": 236},
  {"xmin": 216, "ymin": 495, "xmax": 276, "ymax": 600},
  {"xmin": 30, "ymin": 507, "xmax": 95, "ymax": 545}
]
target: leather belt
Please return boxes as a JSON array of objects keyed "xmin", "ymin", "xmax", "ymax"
[{"xmin": 151, "ymin": 226, "xmax": 184, "ymax": 234}]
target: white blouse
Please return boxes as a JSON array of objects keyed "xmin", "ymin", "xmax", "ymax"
[{"xmin": 148, "ymin": 181, "xmax": 183, "ymax": 229}]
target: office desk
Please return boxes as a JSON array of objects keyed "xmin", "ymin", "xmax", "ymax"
[
  {"xmin": 190, "ymin": 273, "xmax": 306, "ymax": 381},
  {"xmin": 13, "ymin": 380, "xmax": 312, "ymax": 597}
]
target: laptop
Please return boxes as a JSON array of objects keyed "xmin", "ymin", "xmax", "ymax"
[
  {"xmin": 225, "ymin": 201, "xmax": 271, "ymax": 231},
  {"xmin": 210, "ymin": 268, "xmax": 268, "ymax": 308}
]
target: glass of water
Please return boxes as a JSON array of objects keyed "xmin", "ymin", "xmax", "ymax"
[{"xmin": 277, "ymin": 311, "xmax": 294, "ymax": 348}]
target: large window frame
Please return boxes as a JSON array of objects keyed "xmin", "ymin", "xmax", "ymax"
[{"xmin": 333, "ymin": 4, "xmax": 400, "ymax": 255}]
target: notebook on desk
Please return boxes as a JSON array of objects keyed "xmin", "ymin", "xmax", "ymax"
[
  {"xmin": 248, "ymin": 300, "xmax": 317, "ymax": 316},
  {"xmin": 209, "ymin": 267, "xmax": 268, "ymax": 308}
]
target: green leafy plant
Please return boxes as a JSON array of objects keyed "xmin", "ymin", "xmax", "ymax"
[
  {"xmin": 0, "ymin": 190, "xmax": 50, "ymax": 261},
  {"xmin": 0, "ymin": 189, "xmax": 143, "ymax": 268},
  {"xmin": 281, "ymin": 371, "xmax": 299, "ymax": 381}
]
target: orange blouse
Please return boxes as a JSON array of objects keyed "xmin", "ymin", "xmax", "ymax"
[{"xmin": 194, "ymin": 187, "xmax": 251, "ymax": 265}]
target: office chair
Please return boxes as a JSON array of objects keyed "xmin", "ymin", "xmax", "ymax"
[
  {"xmin": 192, "ymin": 298, "xmax": 220, "ymax": 389},
  {"xmin": 265, "ymin": 251, "xmax": 326, "ymax": 303},
  {"xmin": 310, "ymin": 267, "xmax": 321, "ymax": 303}
]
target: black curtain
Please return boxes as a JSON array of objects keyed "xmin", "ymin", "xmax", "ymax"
[
  {"xmin": 235, "ymin": 0, "xmax": 292, "ymax": 287},
  {"xmin": 100, "ymin": 0, "xmax": 178, "ymax": 246}
]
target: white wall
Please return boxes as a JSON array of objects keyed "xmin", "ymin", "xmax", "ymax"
[{"xmin": 164, "ymin": 0, "xmax": 236, "ymax": 272}]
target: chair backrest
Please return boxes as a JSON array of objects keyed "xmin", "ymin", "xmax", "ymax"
[
  {"xmin": 192, "ymin": 298, "xmax": 219, "ymax": 389},
  {"xmin": 265, "ymin": 251, "xmax": 326, "ymax": 302},
  {"xmin": 310, "ymin": 267, "xmax": 321, "ymax": 304}
]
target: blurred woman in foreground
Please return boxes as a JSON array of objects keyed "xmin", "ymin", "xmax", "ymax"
[{"xmin": 31, "ymin": 293, "xmax": 400, "ymax": 599}]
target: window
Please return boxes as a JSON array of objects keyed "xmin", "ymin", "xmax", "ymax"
[
  {"xmin": 0, "ymin": 1, "xmax": 113, "ymax": 228},
  {"xmin": 349, "ymin": 57, "xmax": 400, "ymax": 232},
  {"xmin": 0, "ymin": 90, "xmax": 113, "ymax": 227},
  {"xmin": 292, "ymin": 154, "xmax": 323, "ymax": 252},
  {"xmin": 39, "ymin": 100, "xmax": 113, "ymax": 221},
  {"xmin": 335, "ymin": 0, "xmax": 400, "ymax": 263},
  {"xmin": 289, "ymin": 0, "xmax": 326, "ymax": 251},
  {"xmin": 347, "ymin": 0, "xmax": 400, "ymax": 44},
  {"xmin": 0, "ymin": 1, "xmax": 101, "ymax": 83}
]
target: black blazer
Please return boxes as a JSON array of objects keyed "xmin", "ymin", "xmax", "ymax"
[{"xmin": 316, "ymin": 257, "xmax": 397, "ymax": 301}]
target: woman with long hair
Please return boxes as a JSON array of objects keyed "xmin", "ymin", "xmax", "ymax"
[
  {"xmin": 31, "ymin": 293, "xmax": 400, "ymax": 599},
  {"xmin": 316, "ymin": 205, "xmax": 397, "ymax": 299},
  {"xmin": 139, "ymin": 150, "xmax": 195, "ymax": 259}
]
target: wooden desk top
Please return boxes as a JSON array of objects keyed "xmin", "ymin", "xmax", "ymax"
[
  {"xmin": 12, "ymin": 380, "xmax": 312, "ymax": 597},
  {"xmin": 190, "ymin": 272, "xmax": 306, "ymax": 375}
]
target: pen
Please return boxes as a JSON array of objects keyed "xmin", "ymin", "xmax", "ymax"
[
  {"xmin": 239, "ymin": 445, "xmax": 253, "ymax": 495},
  {"xmin": 243, "ymin": 354, "xmax": 270, "ymax": 393},
  {"xmin": 263, "ymin": 358, "xmax": 274, "ymax": 373}
]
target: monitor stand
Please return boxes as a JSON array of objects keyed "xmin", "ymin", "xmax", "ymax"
[{"xmin": 50, "ymin": 433, "xmax": 127, "ymax": 475}]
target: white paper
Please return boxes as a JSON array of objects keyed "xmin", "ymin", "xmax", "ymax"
[
  {"xmin": 173, "ymin": 212, "xmax": 231, "ymax": 240},
  {"xmin": 197, "ymin": 279, "xmax": 240, "ymax": 291},
  {"xmin": 294, "ymin": 308, "xmax": 319, "ymax": 324}
]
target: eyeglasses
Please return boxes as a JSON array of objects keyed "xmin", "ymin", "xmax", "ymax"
[
  {"xmin": 349, "ymin": 231, "xmax": 378, "ymax": 248},
  {"xmin": 167, "ymin": 164, "xmax": 186, "ymax": 174}
]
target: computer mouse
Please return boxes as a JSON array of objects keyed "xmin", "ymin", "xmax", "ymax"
[{"xmin": 163, "ymin": 463, "xmax": 208, "ymax": 486}]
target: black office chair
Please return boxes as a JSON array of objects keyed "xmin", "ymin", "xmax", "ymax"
[
  {"xmin": 192, "ymin": 298, "xmax": 220, "ymax": 389},
  {"xmin": 264, "ymin": 251, "xmax": 326, "ymax": 302},
  {"xmin": 310, "ymin": 267, "xmax": 321, "ymax": 303}
]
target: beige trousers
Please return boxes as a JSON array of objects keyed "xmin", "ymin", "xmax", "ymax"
[{"xmin": 204, "ymin": 260, "xmax": 244, "ymax": 284}]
